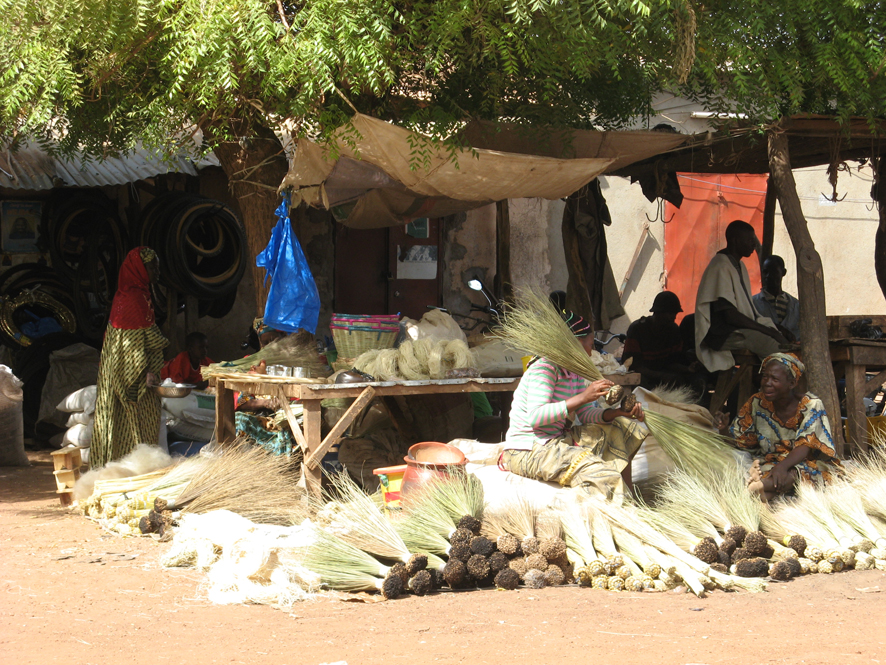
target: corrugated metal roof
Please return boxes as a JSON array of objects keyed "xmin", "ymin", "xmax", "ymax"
[{"xmin": 0, "ymin": 143, "xmax": 220, "ymax": 190}]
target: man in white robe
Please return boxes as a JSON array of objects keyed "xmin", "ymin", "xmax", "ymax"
[{"xmin": 694, "ymin": 221, "xmax": 788, "ymax": 372}]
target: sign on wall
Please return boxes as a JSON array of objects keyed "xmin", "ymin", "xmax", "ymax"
[{"xmin": 1, "ymin": 201, "xmax": 41, "ymax": 253}]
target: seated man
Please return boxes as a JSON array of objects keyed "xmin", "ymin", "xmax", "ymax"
[
  {"xmin": 161, "ymin": 331, "xmax": 212, "ymax": 389},
  {"xmin": 622, "ymin": 291, "xmax": 705, "ymax": 398},
  {"xmin": 753, "ymin": 254, "xmax": 801, "ymax": 342},
  {"xmin": 695, "ymin": 220, "xmax": 787, "ymax": 372}
]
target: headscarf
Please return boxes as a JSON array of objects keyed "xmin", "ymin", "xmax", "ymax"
[
  {"xmin": 562, "ymin": 310, "xmax": 592, "ymax": 338},
  {"xmin": 762, "ymin": 352, "xmax": 805, "ymax": 381},
  {"xmin": 108, "ymin": 247, "xmax": 156, "ymax": 330}
]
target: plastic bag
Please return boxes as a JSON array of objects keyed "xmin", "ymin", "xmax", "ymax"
[
  {"xmin": 401, "ymin": 309, "xmax": 467, "ymax": 344},
  {"xmin": 256, "ymin": 193, "xmax": 320, "ymax": 334},
  {"xmin": 0, "ymin": 365, "xmax": 29, "ymax": 466}
]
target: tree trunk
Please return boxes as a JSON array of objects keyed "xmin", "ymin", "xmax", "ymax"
[
  {"xmin": 204, "ymin": 121, "xmax": 290, "ymax": 315},
  {"xmin": 873, "ymin": 158, "xmax": 886, "ymax": 302},
  {"xmin": 767, "ymin": 129, "xmax": 845, "ymax": 454}
]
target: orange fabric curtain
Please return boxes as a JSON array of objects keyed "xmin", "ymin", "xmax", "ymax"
[{"xmin": 664, "ymin": 174, "xmax": 769, "ymax": 323}]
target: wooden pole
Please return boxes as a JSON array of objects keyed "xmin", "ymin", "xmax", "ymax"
[
  {"xmin": 873, "ymin": 158, "xmax": 886, "ymax": 303},
  {"xmin": 561, "ymin": 189, "xmax": 595, "ymax": 326},
  {"xmin": 495, "ymin": 200, "xmax": 512, "ymax": 302},
  {"xmin": 761, "ymin": 175, "xmax": 778, "ymax": 260},
  {"xmin": 767, "ymin": 128, "xmax": 845, "ymax": 455}
]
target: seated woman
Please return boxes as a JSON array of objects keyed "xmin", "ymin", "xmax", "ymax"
[
  {"xmin": 161, "ymin": 331, "xmax": 213, "ymax": 389},
  {"xmin": 504, "ymin": 312, "xmax": 646, "ymax": 495},
  {"xmin": 716, "ymin": 352, "xmax": 842, "ymax": 501}
]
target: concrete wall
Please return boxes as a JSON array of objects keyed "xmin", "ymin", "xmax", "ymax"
[{"xmin": 441, "ymin": 205, "xmax": 497, "ymax": 324}]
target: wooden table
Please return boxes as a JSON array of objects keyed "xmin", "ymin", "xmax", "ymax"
[
  {"xmin": 830, "ymin": 338, "xmax": 886, "ymax": 455},
  {"xmin": 211, "ymin": 372, "xmax": 640, "ymax": 495}
]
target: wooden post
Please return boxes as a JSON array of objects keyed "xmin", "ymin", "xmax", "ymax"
[
  {"xmin": 761, "ymin": 175, "xmax": 778, "ymax": 260},
  {"xmin": 301, "ymin": 399, "xmax": 323, "ymax": 495},
  {"xmin": 495, "ymin": 200, "xmax": 512, "ymax": 302},
  {"xmin": 767, "ymin": 128, "xmax": 845, "ymax": 455},
  {"xmin": 212, "ymin": 378, "xmax": 236, "ymax": 446},
  {"xmin": 561, "ymin": 189, "xmax": 595, "ymax": 326},
  {"xmin": 873, "ymin": 158, "xmax": 886, "ymax": 304},
  {"xmin": 841, "ymin": 362, "xmax": 866, "ymax": 455},
  {"xmin": 305, "ymin": 386, "xmax": 376, "ymax": 469}
]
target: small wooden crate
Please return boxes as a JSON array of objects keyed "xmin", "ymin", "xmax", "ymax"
[{"xmin": 50, "ymin": 447, "xmax": 83, "ymax": 506}]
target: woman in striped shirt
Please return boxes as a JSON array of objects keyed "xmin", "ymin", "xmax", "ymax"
[{"xmin": 505, "ymin": 312, "xmax": 646, "ymax": 492}]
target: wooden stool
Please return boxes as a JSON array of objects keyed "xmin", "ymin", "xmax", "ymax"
[
  {"xmin": 709, "ymin": 350, "xmax": 759, "ymax": 416},
  {"xmin": 50, "ymin": 447, "xmax": 83, "ymax": 506}
]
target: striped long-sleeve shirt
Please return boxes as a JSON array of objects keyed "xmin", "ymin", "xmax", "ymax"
[{"xmin": 506, "ymin": 358, "xmax": 606, "ymax": 449}]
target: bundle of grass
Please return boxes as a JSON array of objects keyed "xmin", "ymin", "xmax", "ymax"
[
  {"xmin": 544, "ymin": 564, "xmax": 565, "ymax": 586},
  {"xmin": 458, "ymin": 515, "xmax": 482, "ymax": 535},
  {"xmin": 482, "ymin": 496, "xmax": 538, "ymax": 544},
  {"xmin": 448, "ymin": 540, "xmax": 472, "ymax": 562},
  {"xmin": 635, "ymin": 501, "xmax": 720, "ymax": 564},
  {"xmin": 315, "ymin": 473, "xmax": 412, "ymax": 562},
  {"xmin": 522, "ymin": 536, "xmax": 540, "ymax": 554},
  {"xmin": 451, "ymin": 528, "xmax": 473, "ymax": 547},
  {"xmin": 655, "ymin": 469, "xmax": 731, "ymax": 542},
  {"xmin": 743, "ymin": 531, "xmax": 768, "ymax": 556},
  {"xmin": 302, "ymin": 529, "xmax": 391, "ymax": 594},
  {"xmin": 539, "ymin": 537, "xmax": 567, "ymax": 562},
  {"xmin": 643, "ymin": 410, "xmax": 738, "ymax": 483},
  {"xmin": 768, "ymin": 561, "xmax": 794, "ymax": 581},
  {"xmin": 467, "ymin": 554, "xmax": 491, "ymax": 580},
  {"xmin": 733, "ymin": 557, "xmax": 769, "ymax": 578},
  {"xmin": 714, "ymin": 467, "xmax": 762, "ymax": 533},
  {"xmin": 396, "ymin": 486, "xmax": 460, "ymax": 555},
  {"xmin": 406, "ymin": 553, "xmax": 428, "ymax": 576},
  {"xmin": 203, "ymin": 334, "xmax": 325, "ymax": 377},
  {"xmin": 489, "ymin": 551, "xmax": 509, "ymax": 572},
  {"xmin": 496, "ymin": 534, "xmax": 522, "ymax": 557},
  {"xmin": 387, "ymin": 562, "xmax": 409, "ymax": 585},
  {"xmin": 784, "ymin": 534, "xmax": 807, "ymax": 557},
  {"xmin": 720, "ymin": 536, "xmax": 737, "ymax": 557},
  {"xmin": 772, "ymin": 501, "xmax": 839, "ymax": 551},
  {"xmin": 174, "ymin": 440, "xmax": 305, "ymax": 524},
  {"xmin": 561, "ymin": 504, "xmax": 598, "ymax": 566},
  {"xmin": 783, "ymin": 557, "xmax": 802, "ymax": 577},
  {"xmin": 827, "ymin": 483, "xmax": 886, "ymax": 550},
  {"xmin": 494, "ymin": 567, "xmax": 521, "ymax": 590},
  {"xmin": 470, "ymin": 536, "xmax": 495, "ymax": 557},
  {"xmin": 509, "ymin": 557, "xmax": 529, "ymax": 578},
  {"xmin": 408, "ymin": 570, "xmax": 433, "ymax": 596},
  {"xmin": 726, "ymin": 525, "xmax": 748, "ymax": 546},
  {"xmin": 382, "ymin": 573, "xmax": 405, "ymax": 599},
  {"xmin": 524, "ymin": 569, "xmax": 547, "ymax": 589},
  {"xmin": 794, "ymin": 482, "xmax": 857, "ymax": 548},
  {"xmin": 424, "ymin": 474, "xmax": 485, "ymax": 525},
  {"xmin": 443, "ymin": 559, "xmax": 468, "ymax": 588},
  {"xmin": 526, "ymin": 552, "xmax": 549, "ymax": 572}
]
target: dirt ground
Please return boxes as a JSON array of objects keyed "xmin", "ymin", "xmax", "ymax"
[{"xmin": 3, "ymin": 452, "xmax": 886, "ymax": 665}]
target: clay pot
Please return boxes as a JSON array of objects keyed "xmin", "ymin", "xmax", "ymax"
[{"xmin": 400, "ymin": 442, "xmax": 467, "ymax": 500}]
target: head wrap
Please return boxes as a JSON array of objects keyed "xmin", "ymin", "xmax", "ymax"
[
  {"xmin": 108, "ymin": 247, "xmax": 155, "ymax": 330},
  {"xmin": 562, "ymin": 311, "xmax": 592, "ymax": 338},
  {"xmin": 762, "ymin": 352, "xmax": 805, "ymax": 381}
]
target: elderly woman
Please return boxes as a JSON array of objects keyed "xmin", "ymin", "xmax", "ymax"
[
  {"xmin": 717, "ymin": 352, "xmax": 842, "ymax": 501},
  {"xmin": 91, "ymin": 247, "xmax": 168, "ymax": 468},
  {"xmin": 504, "ymin": 312, "xmax": 646, "ymax": 494}
]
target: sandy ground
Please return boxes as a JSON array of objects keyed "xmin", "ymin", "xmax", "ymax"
[{"xmin": 3, "ymin": 452, "xmax": 886, "ymax": 665}]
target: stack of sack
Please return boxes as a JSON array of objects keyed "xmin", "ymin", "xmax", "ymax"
[
  {"xmin": 162, "ymin": 393, "xmax": 215, "ymax": 444},
  {"xmin": 56, "ymin": 385, "xmax": 97, "ymax": 464}
]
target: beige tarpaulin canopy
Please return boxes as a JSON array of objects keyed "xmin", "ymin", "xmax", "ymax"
[{"xmin": 280, "ymin": 114, "xmax": 688, "ymax": 229}]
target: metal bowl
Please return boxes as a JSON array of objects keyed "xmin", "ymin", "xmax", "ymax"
[{"xmin": 151, "ymin": 385, "xmax": 194, "ymax": 399}]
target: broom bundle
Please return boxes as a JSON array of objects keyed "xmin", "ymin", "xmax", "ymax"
[
  {"xmin": 314, "ymin": 472, "xmax": 412, "ymax": 562},
  {"xmin": 643, "ymin": 410, "xmax": 738, "ymax": 483},
  {"xmin": 302, "ymin": 528, "xmax": 391, "ymax": 592},
  {"xmin": 174, "ymin": 438, "xmax": 307, "ymax": 524},
  {"xmin": 480, "ymin": 495, "xmax": 538, "ymax": 541},
  {"xmin": 203, "ymin": 334, "xmax": 325, "ymax": 377},
  {"xmin": 354, "ymin": 339, "xmax": 476, "ymax": 381},
  {"xmin": 655, "ymin": 469, "xmax": 731, "ymax": 541}
]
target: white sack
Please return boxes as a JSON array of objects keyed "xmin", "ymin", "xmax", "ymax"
[{"xmin": 57, "ymin": 385, "xmax": 97, "ymax": 414}]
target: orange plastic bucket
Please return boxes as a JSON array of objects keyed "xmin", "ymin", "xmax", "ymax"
[{"xmin": 373, "ymin": 464, "xmax": 407, "ymax": 509}]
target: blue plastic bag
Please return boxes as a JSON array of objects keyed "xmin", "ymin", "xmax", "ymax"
[{"xmin": 256, "ymin": 193, "xmax": 321, "ymax": 334}]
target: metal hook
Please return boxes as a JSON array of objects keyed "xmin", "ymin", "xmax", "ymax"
[{"xmin": 645, "ymin": 198, "xmax": 675, "ymax": 223}]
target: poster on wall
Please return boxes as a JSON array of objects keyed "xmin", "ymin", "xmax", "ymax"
[{"xmin": 1, "ymin": 201, "xmax": 41, "ymax": 253}]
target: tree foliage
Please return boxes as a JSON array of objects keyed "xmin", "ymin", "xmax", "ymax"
[
  {"xmin": 0, "ymin": 0, "xmax": 687, "ymax": 157},
  {"xmin": 687, "ymin": 0, "xmax": 886, "ymax": 127}
]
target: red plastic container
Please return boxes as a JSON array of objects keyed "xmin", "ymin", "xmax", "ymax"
[{"xmin": 400, "ymin": 442, "xmax": 467, "ymax": 501}]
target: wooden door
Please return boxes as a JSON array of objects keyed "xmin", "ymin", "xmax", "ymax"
[
  {"xmin": 387, "ymin": 218, "xmax": 442, "ymax": 320},
  {"xmin": 334, "ymin": 225, "xmax": 388, "ymax": 314}
]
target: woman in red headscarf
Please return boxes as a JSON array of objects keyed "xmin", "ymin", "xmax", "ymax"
[{"xmin": 90, "ymin": 247, "xmax": 169, "ymax": 468}]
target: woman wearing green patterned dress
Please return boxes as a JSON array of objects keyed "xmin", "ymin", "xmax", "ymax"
[{"xmin": 90, "ymin": 247, "xmax": 168, "ymax": 468}]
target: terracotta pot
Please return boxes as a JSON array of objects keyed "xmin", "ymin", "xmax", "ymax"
[{"xmin": 400, "ymin": 442, "xmax": 467, "ymax": 500}]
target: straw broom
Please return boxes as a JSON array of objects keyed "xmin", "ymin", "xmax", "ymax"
[
  {"xmin": 794, "ymin": 481, "xmax": 857, "ymax": 548},
  {"xmin": 395, "ymin": 484, "xmax": 460, "ymax": 555},
  {"xmin": 560, "ymin": 504, "xmax": 598, "ymax": 566},
  {"xmin": 302, "ymin": 528, "xmax": 391, "ymax": 592},
  {"xmin": 316, "ymin": 473, "xmax": 412, "ymax": 562},
  {"xmin": 202, "ymin": 334, "xmax": 326, "ymax": 377},
  {"xmin": 643, "ymin": 410, "xmax": 738, "ymax": 483},
  {"xmin": 174, "ymin": 439, "xmax": 306, "ymax": 524},
  {"xmin": 423, "ymin": 474, "xmax": 485, "ymax": 523},
  {"xmin": 771, "ymin": 500, "xmax": 839, "ymax": 550},
  {"xmin": 481, "ymin": 496, "xmax": 538, "ymax": 541},
  {"xmin": 713, "ymin": 464, "xmax": 762, "ymax": 532},
  {"xmin": 654, "ymin": 473, "xmax": 726, "ymax": 543},
  {"xmin": 828, "ymin": 483, "xmax": 886, "ymax": 548}
]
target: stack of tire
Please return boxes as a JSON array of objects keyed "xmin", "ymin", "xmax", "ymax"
[{"xmin": 135, "ymin": 192, "xmax": 246, "ymax": 319}]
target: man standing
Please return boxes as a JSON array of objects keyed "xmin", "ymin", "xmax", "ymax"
[
  {"xmin": 753, "ymin": 255, "xmax": 801, "ymax": 342},
  {"xmin": 694, "ymin": 220, "xmax": 787, "ymax": 372}
]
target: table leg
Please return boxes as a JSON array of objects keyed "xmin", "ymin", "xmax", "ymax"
[
  {"xmin": 213, "ymin": 379, "xmax": 236, "ymax": 446},
  {"xmin": 844, "ymin": 362, "xmax": 866, "ymax": 456},
  {"xmin": 301, "ymin": 399, "xmax": 323, "ymax": 496}
]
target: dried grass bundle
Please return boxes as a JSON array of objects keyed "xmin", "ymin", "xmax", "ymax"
[
  {"xmin": 713, "ymin": 465, "xmax": 762, "ymax": 532},
  {"xmin": 422, "ymin": 474, "xmax": 485, "ymax": 523},
  {"xmin": 316, "ymin": 473, "xmax": 412, "ymax": 562},
  {"xmin": 828, "ymin": 483, "xmax": 886, "ymax": 548},
  {"xmin": 203, "ymin": 335, "xmax": 325, "ymax": 377},
  {"xmin": 771, "ymin": 500, "xmax": 839, "ymax": 549},
  {"xmin": 397, "ymin": 341, "xmax": 425, "ymax": 380},
  {"xmin": 560, "ymin": 504, "xmax": 597, "ymax": 565},
  {"xmin": 481, "ymin": 495, "xmax": 538, "ymax": 540},
  {"xmin": 302, "ymin": 528, "xmax": 390, "ymax": 592},
  {"xmin": 634, "ymin": 501, "xmax": 704, "ymax": 552},
  {"xmin": 795, "ymin": 481, "xmax": 856, "ymax": 547},
  {"xmin": 654, "ymin": 470, "xmax": 728, "ymax": 542},
  {"xmin": 175, "ymin": 440, "xmax": 306, "ymax": 524},
  {"xmin": 643, "ymin": 410, "xmax": 738, "ymax": 483},
  {"xmin": 588, "ymin": 507, "xmax": 618, "ymax": 558},
  {"xmin": 492, "ymin": 287, "xmax": 603, "ymax": 381},
  {"xmin": 649, "ymin": 384, "xmax": 698, "ymax": 405}
]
